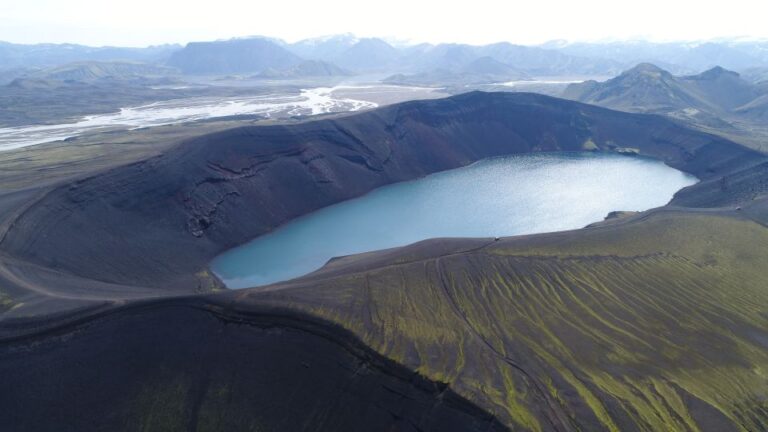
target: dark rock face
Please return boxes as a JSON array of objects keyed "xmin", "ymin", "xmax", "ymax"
[
  {"xmin": 1, "ymin": 92, "xmax": 763, "ymax": 289},
  {"xmin": 0, "ymin": 301, "xmax": 506, "ymax": 432}
]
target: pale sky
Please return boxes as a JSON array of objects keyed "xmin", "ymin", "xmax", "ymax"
[{"xmin": 1, "ymin": 0, "xmax": 766, "ymax": 47}]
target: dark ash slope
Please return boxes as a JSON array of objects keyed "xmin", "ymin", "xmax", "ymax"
[{"xmin": 0, "ymin": 299, "xmax": 507, "ymax": 432}]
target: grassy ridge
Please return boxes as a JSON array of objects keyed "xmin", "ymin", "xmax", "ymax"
[{"xmin": 248, "ymin": 212, "xmax": 768, "ymax": 431}]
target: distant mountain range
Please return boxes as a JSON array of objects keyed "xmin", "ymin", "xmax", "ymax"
[
  {"xmin": 0, "ymin": 41, "xmax": 179, "ymax": 68},
  {"xmin": 1, "ymin": 61, "xmax": 180, "ymax": 90},
  {"xmin": 330, "ymin": 38, "xmax": 403, "ymax": 72},
  {"xmin": 166, "ymin": 38, "xmax": 302, "ymax": 74},
  {"xmin": 563, "ymin": 63, "xmax": 768, "ymax": 129},
  {"xmin": 741, "ymin": 67, "xmax": 768, "ymax": 84},
  {"xmin": 384, "ymin": 56, "xmax": 529, "ymax": 86},
  {"xmin": 28, "ymin": 61, "xmax": 178, "ymax": 82},
  {"xmin": 255, "ymin": 60, "xmax": 351, "ymax": 79},
  {"xmin": 285, "ymin": 33, "xmax": 360, "ymax": 60},
  {"xmin": 3, "ymin": 36, "xmax": 768, "ymax": 80},
  {"xmin": 285, "ymin": 37, "xmax": 768, "ymax": 76},
  {"xmin": 162, "ymin": 37, "xmax": 626, "ymax": 79},
  {"xmin": 545, "ymin": 40, "xmax": 768, "ymax": 74}
]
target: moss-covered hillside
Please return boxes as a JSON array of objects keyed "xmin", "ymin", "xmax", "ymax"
[{"xmin": 242, "ymin": 211, "xmax": 768, "ymax": 431}]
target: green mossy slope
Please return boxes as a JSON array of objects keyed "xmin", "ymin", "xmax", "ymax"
[{"xmin": 243, "ymin": 212, "xmax": 768, "ymax": 431}]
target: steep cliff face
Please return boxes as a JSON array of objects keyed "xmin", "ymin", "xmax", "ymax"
[{"xmin": 0, "ymin": 92, "xmax": 763, "ymax": 289}]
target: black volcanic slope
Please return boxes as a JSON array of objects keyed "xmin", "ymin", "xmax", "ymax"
[
  {"xmin": 0, "ymin": 300, "xmax": 506, "ymax": 432},
  {"xmin": 1, "ymin": 92, "xmax": 767, "ymax": 432}
]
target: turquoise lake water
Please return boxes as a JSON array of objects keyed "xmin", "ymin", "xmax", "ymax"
[{"xmin": 212, "ymin": 152, "xmax": 698, "ymax": 288}]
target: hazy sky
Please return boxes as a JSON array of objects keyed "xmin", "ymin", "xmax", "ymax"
[{"xmin": 1, "ymin": 0, "xmax": 767, "ymax": 47}]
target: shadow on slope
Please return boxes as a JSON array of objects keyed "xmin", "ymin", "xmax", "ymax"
[{"xmin": 0, "ymin": 300, "xmax": 508, "ymax": 432}]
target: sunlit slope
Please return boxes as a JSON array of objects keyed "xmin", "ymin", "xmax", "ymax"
[{"xmin": 244, "ymin": 211, "xmax": 768, "ymax": 431}]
